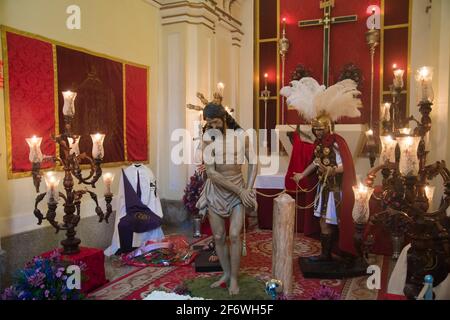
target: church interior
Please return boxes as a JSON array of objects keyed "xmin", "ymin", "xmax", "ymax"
[{"xmin": 0, "ymin": 0, "xmax": 449, "ymax": 301}]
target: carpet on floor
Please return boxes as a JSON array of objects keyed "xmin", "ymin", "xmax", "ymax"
[{"xmin": 89, "ymin": 229, "xmax": 390, "ymax": 300}]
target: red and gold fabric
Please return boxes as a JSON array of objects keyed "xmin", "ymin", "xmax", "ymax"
[{"xmin": 2, "ymin": 26, "xmax": 150, "ymax": 178}]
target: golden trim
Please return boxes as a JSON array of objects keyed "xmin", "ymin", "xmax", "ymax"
[
  {"xmin": 258, "ymin": 38, "xmax": 278, "ymax": 43},
  {"xmin": 379, "ymin": 0, "xmax": 385, "ymax": 136},
  {"xmin": 146, "ymin": 66, "xmax": 151, "ymax": 163},
  {"xmin": 382, "ymin": 90, "xmax": 408, "ymax": 95},
  {"xmin": 53, "ymin": 44, "xmax": 60, "ymax": 161},
  {"xmin": 123, "ymin": 63, "xmax": 128, "ymax": 163},
  {"xmin": 258, "ymin": 96, "xmax": 278, "ymax": 101},
  {"xmin": 383, "ymin": 23, "xmax": 408, "ymax": 30},
  {"xmin": 1, "ymin": 25, "xmax": 151, "ymax": 178},
  {"xmin": 254, "ymin": 0, "xmax": 260, "ymax": 131},
  {"xmin": 2, "ymin": 28, "xmax": 14, "ymax": 179},
  {"xmin": 406, "ymin": 2, "xmax": 413, "ymax": 114},
  {"xmin": 276, "ymin": 0, "xmax": 280, "ymax": 126}
]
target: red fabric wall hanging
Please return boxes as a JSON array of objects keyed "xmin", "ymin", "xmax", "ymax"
[{"xmin": 2, "ymin": 27, "xmax": 150, "ymax": 178}]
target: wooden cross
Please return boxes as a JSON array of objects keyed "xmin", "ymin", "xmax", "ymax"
[{"xmin": 298, "ymin": 0, "xmax": 358, "ymax": 87}]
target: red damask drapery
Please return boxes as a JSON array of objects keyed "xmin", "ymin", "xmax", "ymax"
[{"xmin": 2, "ymin": 26, "xmax": 149, "ymax": 178}]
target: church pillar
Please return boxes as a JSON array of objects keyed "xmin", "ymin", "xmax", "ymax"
[{"xmin": 157, "ymin": 0, "xmax": 243, "ymax": 200}]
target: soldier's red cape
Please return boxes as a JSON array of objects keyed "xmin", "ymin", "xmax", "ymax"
[
  {"xmin": 285, "ymin": 131, "xmax": 320, "ymax": 236},
  {"xmin": 316, "ymin": 133, "xmax": 357, "ymax": 256}
]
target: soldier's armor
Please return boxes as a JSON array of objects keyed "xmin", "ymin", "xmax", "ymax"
[{"xmin": 313, "ymin": 141, "xmax": 342, "ymax": 219}]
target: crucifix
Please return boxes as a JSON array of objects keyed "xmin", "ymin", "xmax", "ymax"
[{"xmin": 298, "ymin": 0, "xmax": 358, "ymax": 87}]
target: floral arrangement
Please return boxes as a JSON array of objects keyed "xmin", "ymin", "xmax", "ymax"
[
  {"xmin": 182, "ymin": 170, "xmax": 205, "ymax": 215},
  {"xmin": 311, "ymin": 285, "xmax": 341, "ymax": 300},
  {"xmin": 1, "ymin": 250, "xmax": 86, "ymax": 300}
]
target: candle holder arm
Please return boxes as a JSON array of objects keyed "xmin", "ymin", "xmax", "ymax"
[{"xmin": 72, "ymin": 153, "xmax": 102, "ymax": 187}]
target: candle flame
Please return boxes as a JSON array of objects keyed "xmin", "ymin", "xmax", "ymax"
[
  {"xmin": 392, "ymin": 63, "xmax": 397, "ymax": 69},
  {"xmin": 419, "ymin": 66, "xmax": 430, "ymax": 79},
  {"xmin": 358, "ymin": 182, "xmax": 367, "ymax": 193},
  {"xmin": 217, "ymin": 82, "xmax": 225, "ymax": 90},
  {"xmin": 94, "ymin": 133, "xmax": 102, "ymax": 141},
  {"xmin": 264, "ymin": 73, "xmax": 268, "ymax": 79},
  {"xmin": 366, "ymin": 129, "xmax": 374, "ymax": 136},
  {"xmin": 400, "ymin": 128, "xmax": 411, "ymax": 135}
]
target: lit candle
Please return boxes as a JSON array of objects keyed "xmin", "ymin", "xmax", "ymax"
[
  {"xmin": 62, "ymin": 91, "xmax": 77, "ymax": 116},
  {"xmin": 397, "ymin": 136, "xmax": 421, "ymax": 176},
  {"xmin": 365, "ymin": 129, "xmax": 374, "ymax": 138},
  {"xmin": 370, "ymin": 6, "xmax": 376, "ymax": 29},
  {"xmin": 352, "ymin": 183, "xmax": 375, "ymax": 224},
  {"xmin": 399, "ymin": 127, "xmax": 412, "ymax": 135},
  {"xmin": 102, "ymin": 172, "xmax": 115, "ymax": 195},
  {"xmin": 217, "ymin": 82, "xmax": 225, "ymax": 96},
  {"xmin": 424, "ymin": 185, "xmax": 435, "ymax": 209},
  {"xmin": 393, "ymin": 68, "xmax": 404, "ymax": 89},
  {"xmin": 67, "ymin": 136, "xmax": 81, "ymax": 156},
  {"xmin": 415, "ymin": 66, "xmax": 434, "ymax": 103},
  {"xmin": 26, "ymin": 136, "xmax": 44, "ymax": 163},
  {"xmin": 380, "ymin": 135, "xmax": 397, "ymax": 164},
  {"xmin": 91, "ymin": 133, "xmax": 105, "ymax": 159},
  {"xmin": 381, "ymin": 102, "xmax": 391, "ymax": 121},
  {"xmin": 264, "ymin": 73, "xmax": 268, "ymax": 90},
  {"xmin": 282, "ymin": 17, "xmax": 287, "ymax": 34},
  {"xmin": 44, "ymin": 172, "xmax": 60, "ymax": 202}
]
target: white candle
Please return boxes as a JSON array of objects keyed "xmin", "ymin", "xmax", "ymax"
[
  {"xmin": 393, "ymin": 69, "xmax": 404, "ymax": 89},
  {"xmin": 399, "ymin": 127, "xmax": 411, "ymax": 135},
  {"xmin": 415, "ymin": 66, "xmax": 434, "ymax": 103},
  {"xmin": 380, "ymin": 135, "xmax": 397, "ymax": 164},
  {"xmin": 102, "ymin": 172, "xmax": 115, "ymax": 195},
  {"xmin": 91, "ymin": 133, "xmax": 105, "ymax": 159},
  {"xmin": 352, "ymin": 183, "xmax": 375, "ymax": 224},
  {"xmin": 217, "ymin": 82, "xmax": 225, "ymax": 97},
  {"xmin": 44, "ymin": 172, "xmax": 60, "ymax": 202},
  {"xmin": 424, "ymin": 185, "xmax": 435, "ymax": 208},
  {"xmin": 26, "ymin": 136, "xmax": 44, "ymax": 163},
  {"xmin": 62, "ymin": 91, "xmax": 77, "ymax": 116},
  {"xmin": 264, "ymin": 73, "xmax": 268, "ymax": 90},
  {"xmin": 397, "ymin": 136, "xmax": 421, "ymax": 176},
  {"xmin": 381, "ymin": 102, "xmax": 391, "ymax": 121}
]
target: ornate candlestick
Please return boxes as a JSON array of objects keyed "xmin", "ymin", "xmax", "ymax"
[
  {"xmin": 28, "ymin": 90, "xmax": 113, "ymax": 255},
  {"xmin": 279, "ymin": 17, "xmax": 290, "ymax": 125}
]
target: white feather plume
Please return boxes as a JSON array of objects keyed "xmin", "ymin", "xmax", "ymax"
[
  {"xmin": 280, "ymin": 77, "xmax": 325, "ymax": 121},
  {"xmin": 280, "ymin": 77, "xmax": 362, "ymax": 122},
  {"xmin": 314, "ymin": 79, "xmax": 362, "ymax": 121}
]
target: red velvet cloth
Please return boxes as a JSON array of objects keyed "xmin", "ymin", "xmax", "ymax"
[
  {"xmin": 41, "ymin": 247, "xmax": 107, "ymax": 295},
  {"xmin": 281, "ymin": 0, "xmax": 381, "ymax": 126},
  {"xmin": 5, "ymin": 30, "xmax": 150, "ymax": 176},
  {"xmin": 284, "ymin": 132, "xmax": 320, "ymax": 236},
  {"xmin": 125, "ymin": 64, "xmax": 148, "ymax": 161},
  {"xmin": 6, "ymin": 31, "xmax": 56, "ymax": 173},
  {"xmin": 331, "ymin": 134, "xmax": 357, "ymax": 256},
  {"xmin": 56, "ymin": 46, "xmax": 124, "ymax": 164}
]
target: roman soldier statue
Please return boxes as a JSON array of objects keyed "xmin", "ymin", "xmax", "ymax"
[{"xmin": 281, "ymin": 77, "xmax": 361, "ymax": 273}]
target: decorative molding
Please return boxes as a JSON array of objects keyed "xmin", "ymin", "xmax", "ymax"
[{"xmin": 145, "ymin": 0, "xmax": 243, "ymax": 35}]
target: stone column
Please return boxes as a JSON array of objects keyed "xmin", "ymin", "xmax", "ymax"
[{"xmin": 272, "ymin": 193, "xmax": 296, "ymax": 296}]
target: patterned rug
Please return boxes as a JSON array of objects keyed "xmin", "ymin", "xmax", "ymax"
[{"xmin": 89, "ymin": 229, "xmax": 389, "ymax": 300}]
